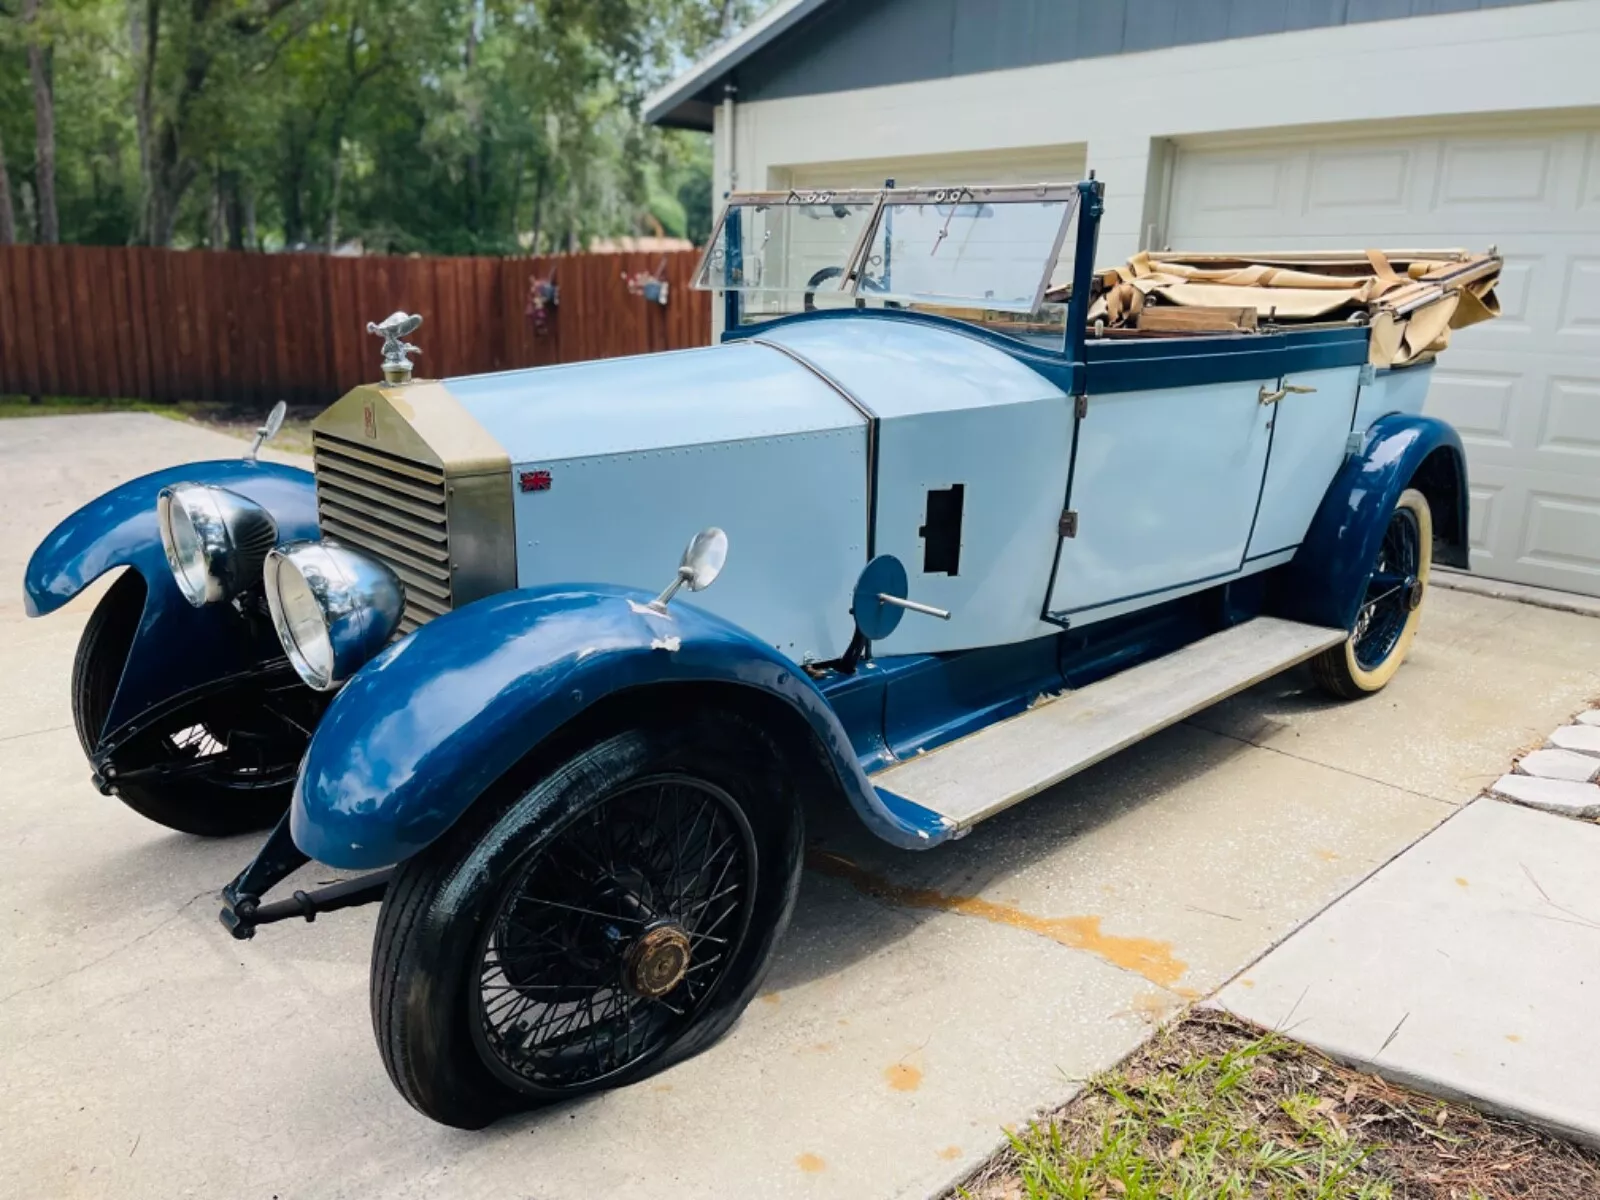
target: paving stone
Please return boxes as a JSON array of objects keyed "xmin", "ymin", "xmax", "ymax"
[
  {"xmin": 1549, "ymin": 725, "xmax": 1600, "ymax": 756},
  {"xmin": 1516, "ymin": 748, "xmax": 1600, "ymax": 782},
  {"xmin": 1578, "ymin": 710, "xmax": 1600, "ymax": 728},
  {"xmin": 1491, "ymin": 774, "xmax": 1600, "ymax": 819}
]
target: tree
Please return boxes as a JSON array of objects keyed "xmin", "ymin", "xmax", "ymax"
[
  {"xmin": 22, "ymin": 0, "xmax": 58, "ymax": 242},
  {"xmin": 0, "ymin": 126, "xmax": 16, "ymax": 244}
]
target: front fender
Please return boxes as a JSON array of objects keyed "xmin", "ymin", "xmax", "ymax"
[
  {"xmin": 291, "ymin": 585, "xmax": 952, "ymax": 870},
  {"xmin": 23, "ymin": 459, "xmax": 319, "ymax": 731},
  {"xmin": 1279, "ymin": 414, "xmax": 1468, "ymax": 631}
]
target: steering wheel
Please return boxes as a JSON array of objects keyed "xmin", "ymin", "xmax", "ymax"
[
  {"xmin": 802, "ymin": 265, "xmax": 903, "ymax": 313},
  {"xmin": 803, "ymin": 266, "xmax": 847, "ymax": 312}
]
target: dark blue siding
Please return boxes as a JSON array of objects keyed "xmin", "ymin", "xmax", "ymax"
[{"xmin": 734, "ymin": 0, "xmax": 1550, "ymax": 105}]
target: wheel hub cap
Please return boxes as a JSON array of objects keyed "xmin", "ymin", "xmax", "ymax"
[
  {"xmin": 623, "ymin": 923, "xmax": 691, "ymax": 998},
  {"xmin": 1406, "ymin": 576, "xmax": 1424, "ymax": 611}
]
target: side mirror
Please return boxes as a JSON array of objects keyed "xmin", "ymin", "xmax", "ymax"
[
  {"xmin": 245, "ymin": 401, "xmax": 287, "ymax": 462},
  {"xmin": 651, "ymin": 528, "xmax": 728, "ymax": 611}
]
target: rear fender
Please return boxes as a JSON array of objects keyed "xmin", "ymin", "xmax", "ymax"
[
  {"xmin": 23, "ymin": 460, "xmax": 319, "ymax": 732},
  {"xmin": 290, "ymin": 585, "xmax": 953, "ymax": 870},
  {"xmin": 1278, "ymin": 414, "xmax": 1468, "ymax": 631}
]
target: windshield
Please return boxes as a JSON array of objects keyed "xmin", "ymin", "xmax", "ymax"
[
  {"xmin": 694, "ymin": 183, "xmax": 1081, "ymax": 318},
  {"xmin": 693, "ymin": 191, "xmax": 881, "ymax": 309},
  {"xmin": 851, "ymin": 186, "xmax": 1079, "ymax": 312}
]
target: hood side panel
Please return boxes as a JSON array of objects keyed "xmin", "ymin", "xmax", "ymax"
[{"xmin": 442, "ymin": 342, "xmax": 864, "ymax": 463}]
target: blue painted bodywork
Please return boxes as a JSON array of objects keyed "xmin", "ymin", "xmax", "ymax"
[
  {"xmin": 1278, "ymin": 413, "xmax": 1468, "ymax": 630},
  {"xmin": 23, "ymin": 460, "xmax": 319, "ymax": 733},
  {"xmin": 290, "ymin": 584, "xmax": 954, "ymax": 869}
]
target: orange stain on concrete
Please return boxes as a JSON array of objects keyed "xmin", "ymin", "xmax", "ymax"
[
  {"xmin": 885, "ymin": 1062, "xmax": 923, "ymax": 1092},
  {"xmin": 937, "ymin": 1146, "xmax": 963, "ymax": 1161},
  {"xmin": 1455, "ymin": 877, "xmax": 1470, "ymax": 888},
  {"xmin": 1240, "ymin": 978, "xmax": 1256, "ymax": 988},
  {"xmin": 1315, "ymin": 849, "xmax": 1341, "ymax": 862},
  {"xmin": 759, "ymin": 992, "xmax": 782, "ymax": 1007},
  {"xmin": 1506, "ymin": 1033, "xmax": 1522, "ymax": 1043},
  {"xmin": 805, "ymin": 1042, "xmax": 837, "ymax": 1054},
  {"xmin": 795, "ymin": 1153, "xmax": 826, "ymax": 1173},
  {"xmin": 807, "ymin": 851, "xmax": 1188, "ymax": 989}
]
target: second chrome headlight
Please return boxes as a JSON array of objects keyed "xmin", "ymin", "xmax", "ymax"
[
  {"xmin": 157, "ymin": 484, "xmax": 279, "ymax": 607},
  {"xmin": 264, "ymin": 541, "xmax": 405, "ymax": 691}
]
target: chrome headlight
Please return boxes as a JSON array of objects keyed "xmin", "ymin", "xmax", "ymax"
[
  {"xmin": 264, "ymin": 541, "xmax": 405, "ymax": 691},
  {"xmin": 157, "ymin": 484, "xmax": 279, "ymax": 607}
]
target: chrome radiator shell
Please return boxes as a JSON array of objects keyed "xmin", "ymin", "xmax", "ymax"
[{"xmin": 310, "ymin": 382, "xmax": 515, "ymax": 632}]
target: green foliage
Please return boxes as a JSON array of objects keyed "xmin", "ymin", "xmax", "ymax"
[
  {"xmin": 971, "ymin": 1033, "xmax": 1390, "ymax": 1200},
  {"xmin": 0, "ymin": 0, "xmax": 753, "ymax": 251}
]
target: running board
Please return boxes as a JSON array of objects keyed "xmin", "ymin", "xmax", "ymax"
[{"xmin": 872, "ymin": 617, "xmax": 1347, "ymax": 831}]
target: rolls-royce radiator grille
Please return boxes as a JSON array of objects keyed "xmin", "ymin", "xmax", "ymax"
[{"xmin": 312, "ymin": 431, "xmax": 452, "ymax": 633}]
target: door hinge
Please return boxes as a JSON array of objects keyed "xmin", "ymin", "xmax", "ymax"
[
  {"xmin": 1058, "ymin": 509, "xmax": 1079, "ymax": 538},
  {"xmin": 1075, "ymin": 394, "xmax": 1089, "ymax": 419}
]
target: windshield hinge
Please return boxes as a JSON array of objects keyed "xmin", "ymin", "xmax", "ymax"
[
  {"xmin": 1075, "ymin": 394, "xmax": 1088, "ymax": 420},
  {"xmin": 1058, "ymin": 509, "xmax": 1079, "ymax": 538}
]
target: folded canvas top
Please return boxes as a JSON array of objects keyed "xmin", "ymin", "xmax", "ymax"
[{"xmin": 1076, "ymin": 249, "xmax": 1502, "ymax": 367}]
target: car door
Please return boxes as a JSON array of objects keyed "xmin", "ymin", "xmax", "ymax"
[{"xmin": 1045, "ymin": 376, "xmax": 1276, "ymax": 623}]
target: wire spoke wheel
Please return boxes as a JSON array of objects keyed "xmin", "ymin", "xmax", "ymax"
[
  {"xmin": 470, "ymin": 774, "xmax": 757, "ymax": 1092},
  {"xmin": 1310, "ymin": 487, "xmax": 1433, "ymax": 700},
  {"xmin": 1352, "ymin": 505, "xmax": 1422, "ymax": 672}
]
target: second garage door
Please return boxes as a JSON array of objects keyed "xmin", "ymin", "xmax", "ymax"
[{"xmin": 1164, "ymin": 120, "xmax": 1600, "ymax": 598}]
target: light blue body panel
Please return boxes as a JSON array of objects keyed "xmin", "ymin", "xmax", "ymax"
[
  {"xmin": 869, "ymin": 399, "xmax": 1071, "ymax": 652},
  {"xmin": 752, "ymin": 316, "xmax": 1068, "ymax": 417},
  {"xmin": 757, "ymin": 315, "xmax": 1074, "ymax": 653},
  {"xmin": 511, "ymin": 427, "xmax": 867, "ymax": 662},
  {"xmin": 1247, "ymin": 366, "xmax": 1363, "ymax": 559},
  {"xmin": 22, "ymin": 460, "xmax": 320, "ymax": 733},
  {"xmin": 290, "ymin": 584, "xmax": 955, "ymax": 869},
  {"xmin": 445, "ymin": 342, "xmax": 859, "ymax": 461},
  {"xmin": 1354, "ymin": 362, "xmax": 1434, "ymax": 432},
  {"xmin": 1050, "ymin": 377, "xmax": 1277, "ymax": 619}
]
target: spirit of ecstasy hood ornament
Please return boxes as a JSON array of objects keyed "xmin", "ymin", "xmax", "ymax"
[{"xmin": 366, "ymin": 311, "xmax": 423, "ymax": 384}]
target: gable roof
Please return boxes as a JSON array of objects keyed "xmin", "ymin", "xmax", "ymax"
[{"xmin": 644, "ymin": 0, "xmax": 832, "ymax": 130}]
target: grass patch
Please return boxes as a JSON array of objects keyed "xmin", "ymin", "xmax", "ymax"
[
  {"xmin": 1, "ymin": 395, "xmax": 316, "ymax": 455},
  {"xmin": 953, "ymin": 1011, "xmax": 1600, "ymax": 1200}
]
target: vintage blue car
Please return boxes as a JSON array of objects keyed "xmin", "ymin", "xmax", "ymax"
[{"xmin": 22, "ymin": 180, "xmax": 1500, "ymax": 1127}]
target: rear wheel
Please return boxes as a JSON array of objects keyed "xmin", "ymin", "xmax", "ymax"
[
  {"xmin": 370, "ymin": 711, "xmax": 804, "ymax": 1128},
  {"xmin": 1311, "ymin": 488, "xmax": 1433, "ymax": 700},
  {"xmin": 71, "ymin": 569, "xmax": 320, "ymax": 836}
]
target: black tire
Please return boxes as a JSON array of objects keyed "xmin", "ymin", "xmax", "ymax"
[
  {"xmin": 370, "ymin": 709, "xmax": 804, "ymax": 1128},
  {"xmin": 1311, "ymin": 487, "xmax": 1433, "ymax": 700},
  {"xmin": 71, "ymin": 569, "xmax": 309, "ymax": 837}
]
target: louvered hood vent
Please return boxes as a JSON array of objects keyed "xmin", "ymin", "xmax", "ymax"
[{"xmin": 308, "ymin": 382, "xmax": 515, "ymax": 633}]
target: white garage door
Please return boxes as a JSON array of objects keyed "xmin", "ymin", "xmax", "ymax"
[{"xmin": 1165, "ymin": 122, "xmax": 1600, "ymax": 597}]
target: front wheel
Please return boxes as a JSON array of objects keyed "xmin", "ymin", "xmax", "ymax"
[
  {"xmin": 370, "ymin": 711, "xmax": 804, "ymax": 1128},
  {"xmin": 1311, "ymin": 487, "xmax": 1433, "ymax": 699},
  {"xmin": 72, "ymin": 570, "xmax": 322, "ymax": 836}
]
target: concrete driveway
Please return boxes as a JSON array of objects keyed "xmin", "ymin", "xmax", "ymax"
[{"xmin": 3, "ymin": 413, "xmax": 1598, "ymax": 1200}]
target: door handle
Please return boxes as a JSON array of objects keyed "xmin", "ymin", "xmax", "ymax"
[{"xmin": 1259, "ymin": 383, "xmax": 1318, "ymax": 405}]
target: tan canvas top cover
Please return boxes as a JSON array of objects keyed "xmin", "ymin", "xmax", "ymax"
[{"xmin": 1082, "ymin": 249, "xmax": 1502, "ymax": 367}]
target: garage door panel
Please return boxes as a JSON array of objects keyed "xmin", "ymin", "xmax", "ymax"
[
  {"xmin": 1557, "ymin": 255, "xmax": 1600, "ymax": 339},
  {"xmin": 1516, "ymin": 475, "xmax": 1600, "ymax": 591},
  {"xmin": 1425, "ymin": 368, "xmax": 1519, "ymax": 450},
  {"xmin": 1168, "ymin": 120, "xmax": 1600, "ymax": 596},
  {"xmin": 1538, "ymin": 375, "xmax": 1600, "ymax": 462},
  {"xmin": 1434, "ymin": 136, "xmax": 1564, "ymax": 212},
  {"xmin": 1306, "ymin": 144, "xmax": 1418, "ymax": 216}
]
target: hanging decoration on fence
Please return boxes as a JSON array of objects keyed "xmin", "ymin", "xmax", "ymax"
[
  {"xmin": 526, "ymin": 270, "xmax": 559, "ymax": 336},
  {"xmin": 623, "ymin": 257, "xmax": 672, "ymax": 307}
]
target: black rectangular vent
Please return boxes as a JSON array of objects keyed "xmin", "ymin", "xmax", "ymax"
[{"xmin": 921, "ymin": 484, "xmax": 964, "ymax": 575}]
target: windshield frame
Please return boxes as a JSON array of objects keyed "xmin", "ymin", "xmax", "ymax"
[
  {"xmin": 692, "ymin": 188, "xmax": 887, "ymax": 295},
  {"xmin": 842, "ymin": 183, "xmax": 1082, "ymax": 314}
]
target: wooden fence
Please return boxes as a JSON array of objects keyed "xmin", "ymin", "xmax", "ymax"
[{"xmin": 0, "ymin": 245, "xmax": 711, "ymax": 405}]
